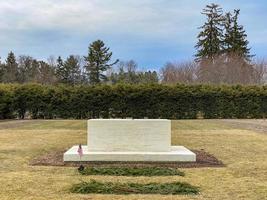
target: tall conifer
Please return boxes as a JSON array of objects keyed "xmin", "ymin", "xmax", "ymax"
[
  {"xmin": 84, "ymin": 40, "xmax": 118, "ymax": 84},
  {"xmin": 195, "ymin": 4, "xmax": 225, "ymax": 61},
  {"xmin": 224, "ymin": 9, "xmax": 252, "ymax": 61},
  {"xmin": 4, "ymin": 52, "xmax": 19, "ymax": 83}
]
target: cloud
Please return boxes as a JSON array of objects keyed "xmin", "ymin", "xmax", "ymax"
[
  {"xmin": 0, "ymin": 0, "xmax": 266, "ymax": 67},
  {"xmin": 0, "ymin": 0, "xmax": 202, "ymax": 40}
]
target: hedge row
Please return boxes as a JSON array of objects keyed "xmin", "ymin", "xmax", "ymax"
[{"xmin": 0, "ymin": 84, "xmax": 266, "ymax": 119}]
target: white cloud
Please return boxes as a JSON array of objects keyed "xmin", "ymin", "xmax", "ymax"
[
  {"xmin": 0, "ymin": 0, "xmax": 266, "ymax": 64},
  {"xmin": 0, "ymin": 0, "xmax": 202, "ymax": 41}
]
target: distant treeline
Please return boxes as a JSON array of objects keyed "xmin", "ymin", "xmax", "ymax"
[
  {"xmin": 0, "ymin": 4, "xmax": 266, "ymax": 86},
  {"xmin": 0, "ymin": 84, "xmax": 266, "ymax": 119},
  {"xmin": 0, "ymin": 50, "xmax": 159, "ymax": 86}
]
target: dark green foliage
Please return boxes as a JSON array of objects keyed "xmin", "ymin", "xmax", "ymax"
[
  {"xmin": 0, "ymin": 62, "xmax": 4, "ymax": 82},
  {"xmin": 110, "ymin": 60, "xmax": 159, "ymax": 84},
  {"xmin": 3, "ymin": 52, "xmax": 19, "ymax": 83},
  {"xmin": 0, "ymin": 85, "xmax": 15, "ymax": 119},
  {"xmin": 70, "ymin": 179, "xmax": 199, "ymax": 195},
  {"xmin": 196, "ymin": 4, "xmax": 252, "ymax": 66},
  {"xmin": 110, "ymin": 70, "xmax": 159, "ymax": 85},
  {"xmin": 55, "ymin": 56, "xmax": 65, "ymax": 83},
  {"xmin": 224, "ymin": 10, "xmax": 252, "ymax": 61},
  {"xmin": 56, "ymin": 56, "xmax": 81, "ymax": 85},
  {"xmin": 79, "ymin": 167, "xmax": 185, "ymax": 177},
  {"xmin": 63, "ymin": 55, "xmax": 81, "ymax": 85},
  {"xmin": 195, "ymin": 4, "xmax": 225, "ymax": 61},
  {"xmin": 138, "ymin": 71, "xmax": 159, "ymax": 84},
  {"xmin": 84, "ymin": 40, "xmax": 119, "ymax": 84},
  {"xmin": 0, "ymin": 84, "xmax": 266, "ymax": 119}
]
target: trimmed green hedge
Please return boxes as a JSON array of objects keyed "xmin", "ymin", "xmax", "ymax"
[{"xmin": 0, "ymin": 83, "xmax": 266, "ymax": 119}]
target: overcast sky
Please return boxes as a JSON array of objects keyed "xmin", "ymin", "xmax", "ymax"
[{"xmin": 0, "ymin": 0, "xmax": 266, "ymax": 70}]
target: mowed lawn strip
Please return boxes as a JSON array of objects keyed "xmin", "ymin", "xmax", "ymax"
[
  {"xmin": 0, "ymin": 120, "xmax": 267, "ymax": 200},
  {"xmin": 79, "ymin": 167, "xmax": 185, "ymax": 176},
  {"xmin": 70, "ymin": 179, "xmax": 199, "ymax": 195}
]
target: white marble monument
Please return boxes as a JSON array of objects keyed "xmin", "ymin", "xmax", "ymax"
[{"xmin": 64, "ymin": 119, "xmax": 196, "ymax": 162}]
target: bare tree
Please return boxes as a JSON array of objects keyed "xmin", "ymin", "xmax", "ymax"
[
  {"xmin": 252, "ymin": 59, "xmax": 267, "ymax": 84},
  {"xmin": 196, "ymin": 56, "xmax": 225, "ymax": 84},
  {"xmin": 195, "ymin": 53, "xmax": 266, "ymax": 85},
  {"xmin": 161, "ymin": 61, "xmax": 197, "ymax": 84},
  {"xmin": 38, "ymin": 61, "xmax": 57, "ymax": 85}
]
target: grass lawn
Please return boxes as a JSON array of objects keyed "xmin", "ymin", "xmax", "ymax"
[{"xmin": 0, "ymin": 119, "xmax": 266, "ymax": 200}]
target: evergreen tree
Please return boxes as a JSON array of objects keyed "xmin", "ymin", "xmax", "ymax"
[
  {"xmin": 109, "ymin": 62, "xmax": 127, "ymax": 84},
  {"xmin": 4, "ymin": 52, "xmax": 19, "ymax": 83},
  {"xmin": 224, "ymin": 12, "xmax": 233, "ymax": 53},
  {"xmin": 223, "ymin": 10, "xmax": 254, "ymax": 84},
  {"xmin": 224, "ymin": 9, "xmax": 252, "ymax": 61},
  {"xmin": 138, "ymin": 71, "xmax": 159, "ymax": 84},
  {"xmin": 0, "ymin": 58, "xmax": 4, "ymax": 82},
  {"xmin": 84, "ymin": 40, "xmax": 118, "ymax": 84},
  {"xmin": 63, "ymin": 55, "xmax": 81, "ymax": 85},
  {"xmin": 195, "ymin": 4, "xmax": 225, "ymax": 61},
  {"xmin": 108, "ymin": 60, "xmax": 159, "ymax": 84},
  {"xmin": 55, "ymin": 56, "xmax": 81, "ymax": 84},
  {"xmin": 55, "ymin": 56, "xmax": 66, "ymax": 83}
]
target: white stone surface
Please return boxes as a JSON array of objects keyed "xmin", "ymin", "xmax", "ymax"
[
  {"xmin": 64, "ymin": 145, "xmax": 196, "ymax": 162},
  {"xmin": 64, "ymin": 119, "xmax": 196, "ymax": 162},
  {"xmin": 87, "ymin": 119, "xmax": 171, "ymax": 152}
]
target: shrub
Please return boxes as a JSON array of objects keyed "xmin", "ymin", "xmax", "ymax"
[
  {"xmin": 70, "ymin": 179, "xmax": 199, "ymax": 195},
  {"xmin": 0, "ymin": 83, "xmax": 266, "ymax": 119},
  {"xmin": 79, "ymin": 167, "xmax": 185, "ymax": 176},
  {"xmin": 0, "ymin": 84, "xmax": 15, "ymax": 119}
]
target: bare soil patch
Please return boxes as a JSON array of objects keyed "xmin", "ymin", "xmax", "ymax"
[{"xmin": 30, "ymin": 149, "xmax": 224, "ymax": 168}]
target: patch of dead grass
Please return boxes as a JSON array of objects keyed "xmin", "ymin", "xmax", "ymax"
[{"xmin": 0, "ymin": 120, "xmax": 266, "ymax": 200}]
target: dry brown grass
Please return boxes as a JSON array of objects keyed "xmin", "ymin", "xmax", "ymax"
[{"xmin": 0, "ymin": 120, "xmax": 266, "ymax": 200}]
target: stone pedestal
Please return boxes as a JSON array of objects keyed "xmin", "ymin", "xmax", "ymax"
[
  {"xmin": 64, "ymin": 119, "xmax": 196, "ymax": 162},
  {"xmin": 88, "ymin": 119, "xmax": 171, "ymax": 152}
]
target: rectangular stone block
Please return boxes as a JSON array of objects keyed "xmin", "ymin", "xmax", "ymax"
[
  {"xmin": 87, "ymin": 119, "xmax": 171, "ymax": 152},
  {"xmin": 64, "ymin": 145, "xmax": 196, "ymax": 162}
]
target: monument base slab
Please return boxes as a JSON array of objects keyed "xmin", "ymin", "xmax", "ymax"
[{"xmin": 63, "ymin": 146, "xmax": 196, "ymax": 162}]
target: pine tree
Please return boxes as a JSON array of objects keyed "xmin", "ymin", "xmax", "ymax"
[
  {"xmin": 55, "ymin": 56, "xmax": 81, "ymax": 84},
  {"xmin": 55, "ymin": 56, "xmax": 66, "ymax": 83},
  {"xmin": 84, "ymin": 40, "xmax": 118, "ymax": 84},
  {"xmin": 223, "ymin": 10, "xmax": 254, "ymax": 84},
  {"xmin": 224, "ymin": 12, "xmax": 232, "ymax": 53},
  {"xmin": 195, "ymin": 4, "xmax": 225, "ymax": 61},
  {"xmin": 64, "ymin": 55, "xmax": 81, "ymax": 85},
  {"xmin": 224, "ymin": 9, "xmax": 252, "ymax": 61},
  {"xmin": 4, "ymin": 51, "xmax": 19, "ymax": 83}
]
